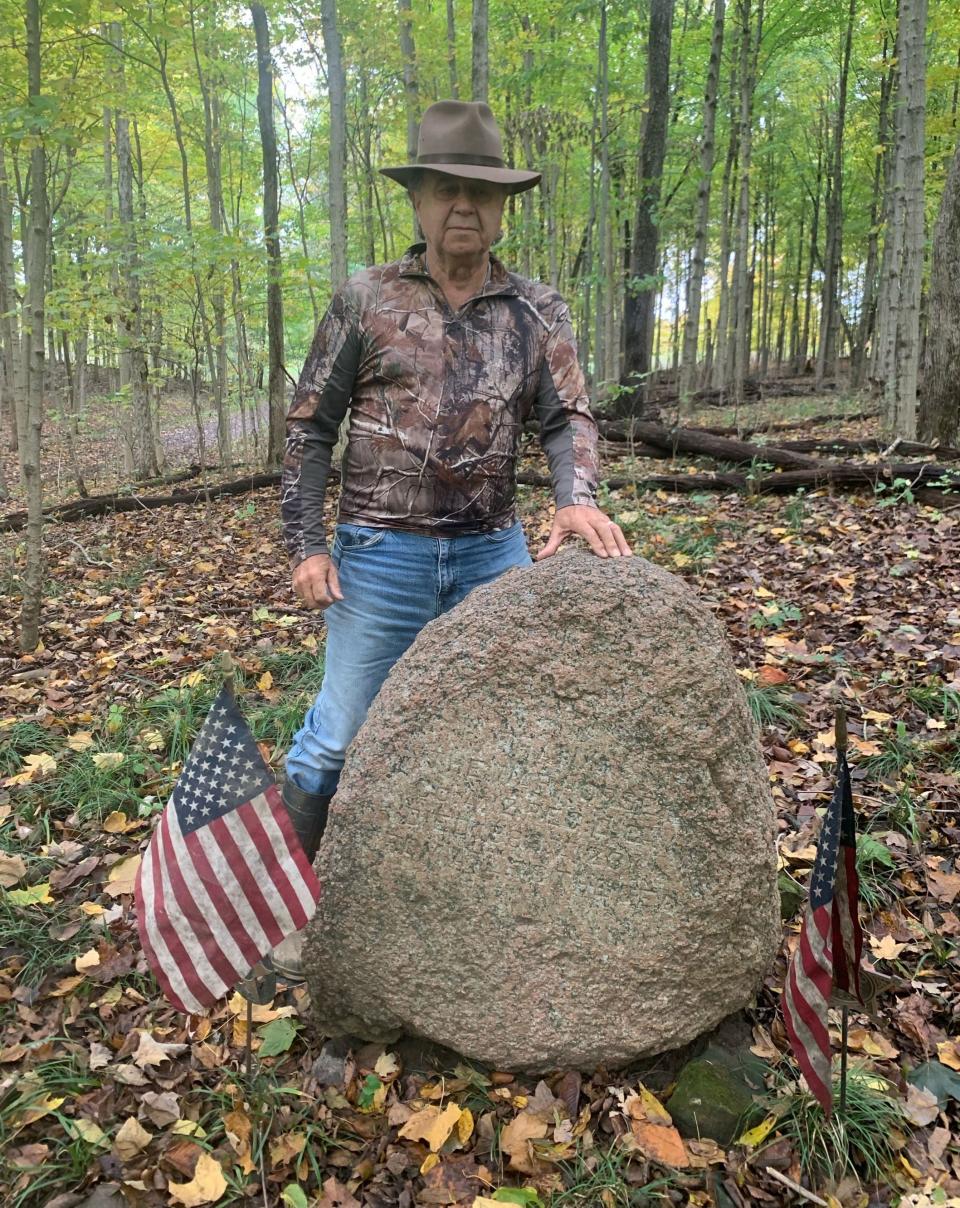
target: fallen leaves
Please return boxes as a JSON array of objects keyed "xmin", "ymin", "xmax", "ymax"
[
  {"xmin": 167, "ymin": 1150, "xmax": 228, "ymax": 1206},
  {"xmin": 103, "ymin": 853, "xmax": 141, "ymax": 896},
  {"xmin": 113, "ymin": 1115, "xmax": 153, "ymax": 1160},
  {"xmin": 133, "ymin": 1030, "xmax": 189, "ymax": 1068},
  {"xmin": 399, "ymin": 1102, "xmax": 464, "ymax": 1153}
]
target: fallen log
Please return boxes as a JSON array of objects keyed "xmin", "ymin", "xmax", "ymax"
[
  {"xmin": 517, "ymin": 459, "xmax": 960, "ymax": 499},
  {"xmin": 596, "ymin": 420, "xmax": 823, "ymax": 469},
  {"xmin": 0, "ymin": 470, "xmax": 282, "ymax": 532},
  {"xmin": 776, "ymin": 436, "xmax": 960, "ymax": 461},
  {"xmin": 697, "ymin": 410, "xmax": 880, "ymax": 437}
]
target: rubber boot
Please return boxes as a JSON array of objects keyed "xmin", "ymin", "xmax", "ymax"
[{"xmin": 267, "ymin": 781, "xmax": 333, "ymax": 982}]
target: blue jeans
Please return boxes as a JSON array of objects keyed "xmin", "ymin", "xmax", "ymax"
[{"xmin": 285, "ymin": 521, "xmax": 532, "ymax": 796}]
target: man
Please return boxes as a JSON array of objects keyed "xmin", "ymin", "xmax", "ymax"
[{"xmin": 274, "ymin": 101, "xmax": 630, "ymax": 975}]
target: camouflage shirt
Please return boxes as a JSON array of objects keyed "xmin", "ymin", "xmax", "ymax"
[{"xmin": 281, "ymin": 244, "xmax": 600, "ymax": 565}]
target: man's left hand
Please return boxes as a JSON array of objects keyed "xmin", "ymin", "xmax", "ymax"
[{"xmin": 537, "ymin": 504, "xmax": 633, "ymax": 561}]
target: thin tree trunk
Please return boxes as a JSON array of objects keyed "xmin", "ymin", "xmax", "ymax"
[
  {"xmin": 321, "ymin": 0, "xmax": 348, "ymax": 289},
  {"xmin": 472, "ymin": 0, "xmax": 488, "ymax": 103},
  {"xmin": 622, "ymin": 0, "xmax": 676, "ymax": 395},
  {"xmin": 852, "ymin": 41, "xmax": 891, "ymax": 388},
  {"xmin": 730, "ymin": 0, "xmax": 763, "ymax": 407},
  {"xmin": 798, "ymin": 112, "xmax": 825, "ymax": 373},
  {"xmin": 111, "ymin": 23, "xmax": 156, "ymax": 480},
  {"xmin": 0, "ymin": 144, "xmax": 20, "ymax": 455},
  {"xmin": 251, "ymin": 3, "xmax": 286, "ymax": 466},
  {"xmin": 19, "ymin": 0, "xmax": 48, "ymax": 651},
  {"xmin": 446, "ymin": 0, "xmax": 459, "ymax": 98},
  {"xmin": 710, "ymin": 59, "xmax": 738, "ymax": 391},
  {"xmin": 815, "ymin": 0, "xmax": 855, "ymax": 388},
  {"xmin": 190, "ymin": 2, "xmax": 232, "ymax": 467},
  {"xmin": 680, "ymin": 0, "xmax": 725, "ymax": 400},
  {"xmin": 398, "ymin": 0, "xmax": 421, "ymax": 242},
  {"xmin": 919, "ymin": 134, "xmax": 960, "ymax": 445}
]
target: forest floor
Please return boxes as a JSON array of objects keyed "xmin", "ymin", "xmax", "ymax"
[{"xmin": 1, "ymin": 389, "xmax": 959, "ymax": 1208}]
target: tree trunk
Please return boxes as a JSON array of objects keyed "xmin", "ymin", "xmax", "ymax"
[
  {"xmin": 111, "ymin": 23, "xmax": 156, "ymax": 481},
  {"xmin": 889, "ymin": 0, "xmax": 926, "ymax": 438},
  {"xmin": 918, "ymin": 135, "xmax": 960, "ymax": 446},
  {"xmin": 797, "ymin": 111, "xmax": 824, "ymax": 373},
  {"xmin": 815, "ymin": 0, "xmax": 855, "ymax": 388},
  {"xmin": 446, "ymin": 0, "xmax": 459, "ymax": 98},
  {"xmin": 190, "ymin": 3, "xmax": 232, "ymax": 468},
  {"xmin": 680, "ymin": 0, "xmax": 724, "ymax": 399},
  {"xmin": 251, "ymin": 3, "xmax": 286, "ymax": 466},
  {"xmin": 851, "ymin": 41, "xmax": 891, "ymax": 388},
  {"xmin": 0, "ymin": 144, "xmax": 21, "ymax": 455},
  {"xmin": 321, "ymin": 0, "xmax": 348, "ymax": 289},
  {"xmin": 710, "ymin": 58, "xmax": 738, "ymax": 391},
  {"xmin": 19, "ymin": 0, "xmax": 48, "ymax": 651},
  {"xmin": 472, "ymin": 0, "xmax": 488, "ymax": 103},
  {"xmin": 398, "ymin": 0, "xmax": 421, "ymax": 241},
  {"xmin": 730, "ymin": 0, "xmax": 763, "ymax": 408},
  {"xmin": 622, "ymin": 0, "xmax": 675, "ymax": 394}
]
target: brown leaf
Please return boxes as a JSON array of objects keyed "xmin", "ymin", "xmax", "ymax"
[
  {"xmin": 167, "ymin": 1151, "xmax": 227, "ymax": 1206},
  {"xmin": 113, "ymin": 1116, "xmax": 153, "ymax": 1161},
  {"xmin": 630, "ymin": 1119, "xmax": 690, "ymax": 1167},
  {"xmin": 316, "ymin": 1176, "xmax": 361, "ymax": 1208},
  {"xmin": 499, "ymin": 1112, "xmax": 549, "ymax": 1174},
  {"xmin": 926, "ymin": 870, "xmax": 960, "ymax": 904}
]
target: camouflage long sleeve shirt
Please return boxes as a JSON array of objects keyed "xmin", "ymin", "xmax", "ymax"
[{"xmin": 281, "ymin": 244, "xmax": 600, "ymax": 565}]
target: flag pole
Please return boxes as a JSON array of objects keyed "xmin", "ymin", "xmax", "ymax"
[
  {"xmin": 221, "ymin": 650, "xmax": 237, "ymax": 701},
  {"xmin": 835, "ymin": 703, "xmax": 849, "ymax": 1117}
]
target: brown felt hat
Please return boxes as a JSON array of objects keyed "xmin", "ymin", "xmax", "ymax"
[{"xmin": 380, "ymin": 100, "xmax": 541, "ymax": 195}]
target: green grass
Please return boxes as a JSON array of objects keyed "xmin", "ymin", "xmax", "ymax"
[
  {"xmin": 762, "ymin": 1064, "xmax": 908, "ymax": 1185},
  {"xmin": 746, "ymin": 683, "xmax": 803, "ymax": 731},
  {"xmin": 0, "ymin": 894, "xmax": 98, "ymax": 990},
  {"xmin": 0, "ymin": 721, "xmax": 62, "ymax": 778},
  {"xmin": 855, "ymin": 832, "xmax": 898, "ymax": 913},
  {"xmin": 906, "ymin": 679, "xmax": 960, "ymax": 724},
  {"xmin": 859, "ymin": 722, "xmax": 923, "ymax": 782},
  {"xmin": 551, "ymin": 1144, "xmax": 675, "ymax": 1205},
  {"xmin": 0, "ymin": 1054, "xmax": 105, "ymax": 1208}
]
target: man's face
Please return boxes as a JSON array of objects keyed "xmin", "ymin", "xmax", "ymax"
[{"xmin": 412, "ymin": 171, "xmax": 507, "ymax": 262}]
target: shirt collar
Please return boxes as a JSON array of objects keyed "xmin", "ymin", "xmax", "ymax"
[{"xmin": 398, "ymin": 243, "xmax": 518, "ymax": 297}]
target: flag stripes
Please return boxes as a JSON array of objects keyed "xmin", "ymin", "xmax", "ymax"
[{"xmin": 135, "ymin": 689, "xmax": 322, "ymax": 1015}]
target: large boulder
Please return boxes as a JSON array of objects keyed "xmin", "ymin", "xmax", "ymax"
[{"xmin": 304, "ymin": 551, "xmax": 780, "ymax": 1072}]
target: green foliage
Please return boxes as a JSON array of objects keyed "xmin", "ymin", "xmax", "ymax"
[
  {"xmin": 746, "ymin": 683, "xmax": 803, "ymax": 731},
  {"xmin": 749, "ymin": 601, "xmax": 803, "ymax": 630},
  {"xmin": 552, "ymin": 1145, "xmax": 675, "ymax": 1205},
  {"xmin": 763, "ymin": 1065, "xmax": 908, "ymax": 1184}
]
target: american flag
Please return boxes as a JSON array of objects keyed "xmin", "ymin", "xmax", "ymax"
[
  {"xmin": 782, "ymin": 751, "xmax": 864, "ymax": 1114},
  {"xmin": 135, "ymin": 687, "xmax": 322, "ymax": 1014}
]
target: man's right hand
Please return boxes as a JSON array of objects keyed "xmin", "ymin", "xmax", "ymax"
[{"xmin": 292, "ymin": 554, "xmax": 344, "ymax": 610}]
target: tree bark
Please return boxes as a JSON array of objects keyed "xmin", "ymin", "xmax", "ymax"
[
  {"xmin": 321, "ymin": 0, "xmax": 348, "ymax": 289},
  {"xmin": 251, "ymin": 3, "xmax": 286, "ymax": 466},
  {"xmin": 0, "ymin": 144, "xmax": 20, "ymax": 456},
  {"xmin": 472, "ymin": 0, "xmax": 489, "ymax": 103},
  {"xmin": 19, "ymin": 0, "xmax": 48, "ymax": 651},
  {"xmin": 815, "ymin": 0, "xmax": 855, "ymax": 388},
  {"xmin": 110, "ymin": 23, "xmax": 156, "ymax": 481},
  {"xmin": 622, "ymin": 0, "xmax": 675, "ymax": 393},
  {"xmin": 446, "ymin": 0, "xmax": 459, "ymax": 98},
  {"xmin": 680, "ymin": 0, "xmax": 725, "ymax": 399},
  {"xmin": 918, "ymin": 134, "xmax": 960, "ymax": 446}
]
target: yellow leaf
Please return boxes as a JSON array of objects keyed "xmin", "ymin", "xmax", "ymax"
[
  {"xmin": 4, "ymin": 752, "xmax": 57, "ymax": 785},
  {"xmin": 113, "ymin": 1116, "xmax": 153, "ymax": 1161},
  {"xmin": 268, "ymin": 1130, "xmax": 305, "ymax": 1168},
  {"xmin": 7, "ymin": 881, "xmax": 53, "ymax": 906},
  {"xmin": 472, "ymin": 1200, "xmax": 502, "ymax": 1207},
  {"xmin": 180, "ymin": 671, "xmax": 206, "ymax": 688},
  {"xmin": 104, "ymin": 855, "xmax": 141, "ymax": 897},
  {"xmin": 420, "ymin": 1153, "xmax": 439, "ymax": 1175},
  {"xmin": 736, "ymin": 1114, "xmax": 779, "ymax": 1148},
  {"xmin": 457, "ymin": 1107, "xmax": 474, "ymax": 1144},
  {"xmin": 398, "ymin": 1104, "xmax": 462, "ymax": 1152},
  {"xmin": 257, "ymin": 671, "xmax": 274, "ymax": 692},
  {"xmin": 870, "ymin": 934, "xmax": 906, "ymax": 961},
  {"xmin": 64, "ymin": 1118, "xmax": 109, "ymax": 1148},
  {"xmin": 103, "ymin": 810, "xmax": 134, "ymax": 834},
  {"xmin": 75, "ymin": 948, "xmax": 101, "ymax": 972},
  {"xmin": 937, "ymin": 1040, "xmax": 960, "ymax": 1071},
  {"xmin": 17, "ymin": 1094, "xmax": 65, "ymax": 1129},
  {"xmin": 67, "ymin": 731, "xmax": 95, "ymax": 752},
  {"xmin": 862, "ymin": 709, "xmax": 892, "ymax": 723},
  {"xmin": 92, "ymin": 752, "xmax": 125, "ymax": 771},
  {"xmin": 79, "ymin": 901, "xmax": 105, "ymax": 916},
  {"xmin": 225, "ymin": 992, "xmax": 296, "ymax": 1022},
  {"xmin": 374, "ymin": 1051, "xmax": 400, "ymax": 1080},
  {"xmin": 926, "ymin": 718, "xmax": 948, "ymax": 730},
  {"xmin": 167, "ymin": 1151, "xmax": 227, "ymax": 1206},
  {"xmin": 172, "ymin": 1120, "xmax": 207, "ymax": 1137},
  {"xmin": 49, "ymin": 974, "xmax": 85, "ymax": 996},
  {"xmin": 899, "ymin": 1153, "xmax": 923, "ymax": 1182}
]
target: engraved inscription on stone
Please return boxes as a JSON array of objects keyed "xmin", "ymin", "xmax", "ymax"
[{"xmin": 304, "ymin": 551, "xmax": 781, "ymax": 1072}]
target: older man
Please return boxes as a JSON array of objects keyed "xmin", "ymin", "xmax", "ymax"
[{"xmin": 274, "ymin": 101, "xmax": 629, "ymax": 974}]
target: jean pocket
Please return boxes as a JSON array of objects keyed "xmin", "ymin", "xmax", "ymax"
[
  {"xmin": 335, "ymin": 523, "xmax": 387, "ymax": 552},
  {"xmin": 481, "ymin": 522, "xmax": 521, "ymax": 544}
]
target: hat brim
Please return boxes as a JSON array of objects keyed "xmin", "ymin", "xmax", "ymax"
[{"xmin": 380, "ymin": 163, "xmax": 541, "ymax": 195}]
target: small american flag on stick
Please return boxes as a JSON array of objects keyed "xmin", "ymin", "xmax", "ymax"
[
  {"xmin": 135, "ymin": 686, "xmax": 321, "ymax": 1014},
  {"xmin": 781, "ymin": 740, "xmax": 864, "ymax": 1114}
]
